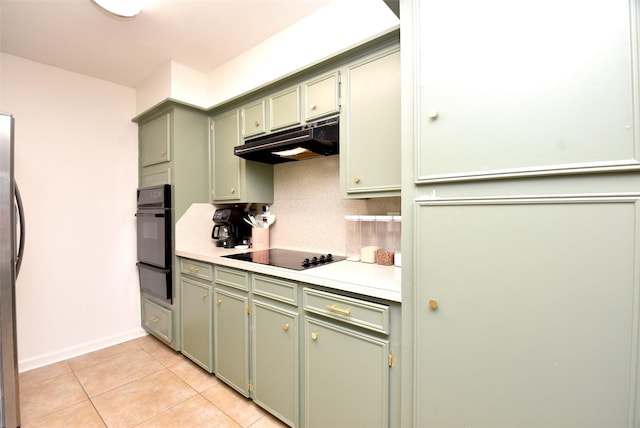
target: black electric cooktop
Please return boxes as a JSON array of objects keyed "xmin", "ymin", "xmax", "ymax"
[{"xmin": 222, "ymin": 248, "xmax": 345, "ymax": 271}]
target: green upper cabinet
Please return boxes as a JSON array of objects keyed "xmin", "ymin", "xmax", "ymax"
[
  {"xmin": 211, "ymin": 109, "xmax": 240, "ymax": 201},
  {"xmin": 415, "ymin": 0, "xmax": 637, "ymax": 182},
  {"xmin": 137, "ymin": 105, "xmax": 209, "ymax": 218},
  {"xmin": 303, "ymin": 71, "xmax": 340, "ymax": 122},
  {"xmin": 210, "ymin": 109, "xmax": 274, "ymax": 203},
  {"xmin": 269, "ymin": 85, "xmax": 301, "ymax": 131},
  {"xmin": 139, "ymin": 111, "xmax": 172, "ymax": 187},
  {"xmin": 140, "ymin": 112, "xmax": 170, "ymax": 167},
  {"xmin": 341, "ymin": 45, "xmax": 401, "ymax": 198},
  {"xmin": 241, "ymin": 99, "xmax": 267, "ymax": 139}
]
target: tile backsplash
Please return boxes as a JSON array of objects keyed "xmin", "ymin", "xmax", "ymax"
[{"xmin": 268, "ymin": 156, "xmax": 400, "ymax": 255}]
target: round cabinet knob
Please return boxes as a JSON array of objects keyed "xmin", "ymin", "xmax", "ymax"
[
  {"xmin": 428, "ymin": 109, "xmax": 439, "ymax": 119},
  {"xmin": 230, "ymin": 188, "xmax": 236, "ymax": 194},
  {"xmin": 201, "ymin": 293, "xmax": 207, "ymax": 300},
  {"xmin": 150, "ymin": 316, "xmax": 159, "ymax": 324},
  {"xmin": 354, "ymin": 176, "xmax": 361, "ymax": 184},
  {"xmin": 428, "ymin": 299, "xmax": 439, "ymax": 310},
  {"xmin": 311, "ymin": 332, "xmax": 319, "ymax": 341},
  {"xmin": 310, "ymin": 103, "xmax": 316, "ymax": 110},
  {"xmin": 254, "ymin": 120, "xmax": 260, "ymax": 128},
  {"xmin": 217, "ymin": 299, "xmax": 222, "ymax": 305},
  {"xmin": 282, "ymin": 323, "xmax": 289, "ymax": 331}
]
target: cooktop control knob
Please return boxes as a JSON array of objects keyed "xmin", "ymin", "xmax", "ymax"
[
  {"xmin": 302, "ymin": 258, "xmax": 311, "ymax": 268},
  {"xmin": 311, "ymin": 256, "xmax": 319, "ymax": 265},
  {"xmin": 319, "ymin": 255, "xmax": 326, "ymax": 263},
  {"xmin": 326, "ymin": 253, "xmax": 333, "ymax": 262}
]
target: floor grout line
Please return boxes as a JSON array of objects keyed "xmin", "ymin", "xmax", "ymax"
[{"xmin": 19, "ymin": 335, "xmax": 288, "ymax": 428}]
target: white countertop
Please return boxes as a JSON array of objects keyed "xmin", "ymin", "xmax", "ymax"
[{"xmin": 175, "ymin": 204, "xmax": 401, "ymax": 303}]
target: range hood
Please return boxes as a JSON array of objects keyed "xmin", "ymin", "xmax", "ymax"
[{"xmin": 234, "ymin": 117, "xmax": 339, "ymax": 164}]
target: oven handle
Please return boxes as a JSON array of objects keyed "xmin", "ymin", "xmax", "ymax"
[
  {"xmin": 136, "ymin": 262, "xmax": 170, "ymax": 273},
  {"xmin": 135, "ymin": 212, "xmax": 166, "ymax": 218}
]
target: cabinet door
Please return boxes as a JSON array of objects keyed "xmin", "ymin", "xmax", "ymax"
[
  {"xmin": 415, "ymin": 0, "xmax": 636, "ymax": 181},
  {"xmin": 242, "ymin": 99, "xmax": 266, "ymax": 138},
  {"xmin": 269, "ymin": 86, "xmax": 301, "ymax": 131},
  {"xmin": 140, "ymin": 112, "xmax": 171, "ymax": 167},
  {"xmin": 343, "ymin": 48, "xmax": 400, "ymax": 197},
  {"xmin": 180, "ymin": 277, "xmax": 213, "ymax": 372},
  {"xmin": 142, "ymin": 297, "xmax": 173, "ymax": 343},
  {"xmin": 252, "ymin": 300, "xmax": 299, "ymax": 427},
  {"xmin": 303, "ymin": 71, "xmax": 340, "ymax": 121},
  {"xmin": 211, "ymin": 110, "xmax": 241, "ymax": 201},
  {"xmin": 210, "ymin": 110, "xmax": 274, "ymax": 203},
  {"xmin": 214, "ymin": 287, "xmax": 250, "ymax": 396},
  {"xmin": 415, "ymin": 198, "xmax": 639, "ymax": 427},
  {"xmin": 304, "ymin": 317, "xmax": 389, "ymax": 428}
]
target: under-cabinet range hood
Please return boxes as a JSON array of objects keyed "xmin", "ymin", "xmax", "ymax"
[{"xmin": 234, "ymin": 117, "xmax": 339, "ymax": 164}]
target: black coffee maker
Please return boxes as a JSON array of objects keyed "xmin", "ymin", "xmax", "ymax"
[{"xmin": 212, "ymin": 207, "xmax": 249, "ymax": 248}]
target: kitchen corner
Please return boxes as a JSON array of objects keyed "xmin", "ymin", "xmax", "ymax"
[{"xmin": 175, "ymin": 202, "xmax": 401, "ymax": 303}]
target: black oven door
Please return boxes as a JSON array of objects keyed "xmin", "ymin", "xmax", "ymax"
[
  {"xmin": 136, "ymin": 208, "xmax": 171, "ymax": 268},
  {"xmin": 137, "ymin": 262, "xmax": 172, "ymax": 303}
]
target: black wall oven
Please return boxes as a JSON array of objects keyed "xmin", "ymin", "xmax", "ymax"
[{"xmin": 136, "ymin": 184, "xmax": 172, "ymax": 303}]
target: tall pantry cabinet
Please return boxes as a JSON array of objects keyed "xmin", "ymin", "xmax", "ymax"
[
  {"xmin": 134, "ymin": 103, "xmax": 209, "ymax": 351},
  {"xmin": 401, "ymin": 0, "xmax": 640, "ymax": 427}
]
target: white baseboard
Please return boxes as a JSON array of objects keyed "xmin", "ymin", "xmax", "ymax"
[{"xmin": 18, "ymin": 327, "xmax": 148, "ymax": 373}]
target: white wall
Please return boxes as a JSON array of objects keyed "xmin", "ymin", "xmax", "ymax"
[
  {"xmin": 204, "ymin": 0, "xmax": 400, "ymax": 108},
  {"xmin": 0, "ymin": 53, "xmax": 143, "ymax": 371},
  {"xmin": 134, "ymin": 0, "xmax": 399, "ymax": 114},
  {"xmin": 134, "ymin": 61, "xmax": 173, "ymax": 116}
]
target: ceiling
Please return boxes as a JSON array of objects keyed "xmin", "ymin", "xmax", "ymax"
[{"xmin": 0, "ymin": 0, "xmax": 338, "ymax": 88}]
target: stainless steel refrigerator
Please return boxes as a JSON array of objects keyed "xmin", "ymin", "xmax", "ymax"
[{"xmin": 0, "ymin": 112, "xmax": 25, "ymax": 428}]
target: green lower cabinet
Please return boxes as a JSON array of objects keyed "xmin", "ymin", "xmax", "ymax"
[
  {"xmin": 252, "ymin": 299, "xmax": 299, "ymax": 427},
  {"xmin": 413, "ymin": 198, "xmax": 640, "ymax": 426},
  {"xmin": 142, "ymin": 296, "xmax": 173, "ymax": 344},
  {"xmin": 214, "ymin": 286, "xmax": 250, "ymax": 396},
  {"xmin": 304, "ymin": 317, "xmax": 390, "ymax": 428},
  {"xmin": 180, "ymin": 277, "xmax": 213, "ymax": 372}
]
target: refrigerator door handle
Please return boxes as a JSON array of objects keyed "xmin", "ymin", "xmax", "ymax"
[{"xmin": 14, "ymin": 182, "xmax": 24, "ymax": 277}]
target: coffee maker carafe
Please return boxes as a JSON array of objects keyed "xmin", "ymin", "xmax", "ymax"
[
  {"xmin": 212, "ymin": 208, "xmax": 245, "ymax": 248},
  {"xmin": 212, "ymin": 223, "xmax": 236, "ymax": 247}
]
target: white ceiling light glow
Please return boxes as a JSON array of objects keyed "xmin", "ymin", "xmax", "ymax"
[{"xmin": 92, "ymin": 0, "xmax": 143, "ymax": 17}]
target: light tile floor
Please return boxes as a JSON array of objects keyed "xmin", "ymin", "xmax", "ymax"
[{"xmin": 19, "ymin": 335, "xmax": 288, "ymax": 427}]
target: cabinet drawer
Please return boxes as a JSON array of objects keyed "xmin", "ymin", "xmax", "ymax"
[
  {"xmin": 180, "ymin": 258, "xmax": 213, "ymax": 282},
  {"xmin": 303, "ymin": 288, "xmax": 389, "ymax": 334},
  {"xmin": 252, "ymin": 275, "xmax": 298, "ymax": 306},
  {"xmin": 214, "ymin": 266, "xmax": 249, "ymax": 291},
  {"xmin": 142, "ymin": 298, "xmax": 173, "ymax": 342}
]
